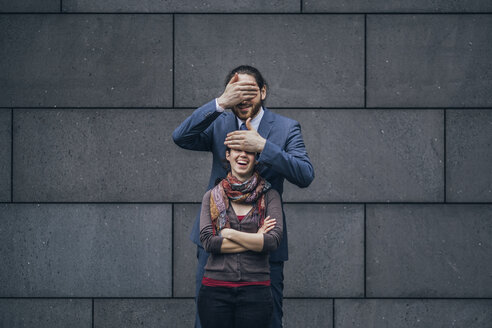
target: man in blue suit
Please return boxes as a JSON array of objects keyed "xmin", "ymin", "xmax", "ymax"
[{"xmin": 173, "ymin": 65, "xmax": 314, "ymax": 328}]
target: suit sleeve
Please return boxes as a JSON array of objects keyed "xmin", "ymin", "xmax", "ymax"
[
  {"xmin": 172, "ymin": 99, "xmax": 222, "ymax": 151},
  {"xmin": 258, "ymin": 121, "xmax": 314, "ymax": 188},
  {"xmin": 199, "ymin": 190, "xmax": 224, "ymax": 254},
  {"xmin": 262, "ymin": 189, "xmax": 283, "ymax": 252}
]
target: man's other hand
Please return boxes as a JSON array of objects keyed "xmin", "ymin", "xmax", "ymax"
[
  {"xmin": 224, "ymin": 118, "xmax": 266, "ymax": 153},
  {"xmin": 217, "ymin": 73, "xmax": 259, "ymax": 109}
]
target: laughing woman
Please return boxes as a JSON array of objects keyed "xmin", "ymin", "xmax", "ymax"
[{"xmin": 198, "ymin": 147, "xmax": 283, "ymax": 328}]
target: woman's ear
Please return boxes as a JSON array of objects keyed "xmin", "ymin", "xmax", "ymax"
[{"xmin": 225, "ymin": 149, "xmax": 231, "ymax": 162}]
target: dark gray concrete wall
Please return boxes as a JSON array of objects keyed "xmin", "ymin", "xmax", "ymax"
[
  {"xmin": 174, "ymin": 14, "xmax": 364, "ymax": 108},
  {"xmin": 0, "ymin": 204, "xmax": 172, "ymax": 297},
  {"xmin": 0, "ymin": 109, "xmax": 11, "ymax": 202},
  {"xmin": 336, "ymin": 299, "xmax": 492, "ymax": 328},
  {"xmin": 0, "ymin": 299, "xmax": 92, "ymax": 328},
  {"xmin": 366, "ymin": 204, "xmax": 492, "ymax": 298},
  {"xmin": 13, "ymin": 109, "xmax": 211, "ymax": 202},
  {"xmin": 367, "ymin": 15, "xmax": 492, "ymax": 108},
  {"xmin": 1, "ymin": 1, "xmax": 491, "ymax": 327},
  {"xmin": 0, "ymin": 15, "xmax": 173, "ymax": 107}
]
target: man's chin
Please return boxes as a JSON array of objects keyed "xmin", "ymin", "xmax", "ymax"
[
  {"xmin": 232, "ymin": 109, "xmax": 251, "ymax": 120},
  {"xmin": 232, "ymin": 104, "xmax": 261, "ymax": 121}
]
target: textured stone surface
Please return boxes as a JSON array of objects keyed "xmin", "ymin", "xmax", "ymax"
[
  {"xmin": 283, "ymin": 204, "xmax": 364, "ymax": 297},
  {"xmin": 0, "ymin": 14, "xmax": 172, "ymax": 107},
  {"xmin": 336, "ymin": 299, "xmax": 492, "ymax": 328},
  {"xmin": 283, "ymin": 299, "xmax": 333, "ymax": 328},
  {"xmin": 0, "ymin": 204, "xmax": 172, "ymax": 297},
  {"xmin": 175, "ymin": 14, "xmax": 364, "ymax": 108},
  {"xmin": 447, "ymin": 110, "xmax": 492, "ymax": 202},
  {"xmin": 63, "ymin": 0, "xmax": 299, "ymax": 12},
  {"xmin": 0, "ymin": 109, "xmax": 10, "ymax": 202},
  {"xmin": 367, "ymin": 15, "xmax": 492, "ymax": 107},
  {"xmin": 94, "ymin": 299, "xmax": 195, "ymax": 328},
  {"xmin": 0, "ymin": 1, "xmax": 60, "ymax": 12},
  {"xmin": 303, "ymin": 0, "xmax": 492, "ymax": 12},
  {"xmin": 282, "ymin": 109, "xmax": 444, "ymax": 202},
  {"xmin": 14, "ymin": 109, "xmax": 212, "ymax": 202},
  {"xmin": 366, "ymin": 204, "xmax": 492, "ymax": 297},
  {"xmin": 173, "ymin": 203, "xmax": 200, "ymax": 297},
  {"xmin": 0, "ymin": 299, "xmax": 91, "ymax": 328}
]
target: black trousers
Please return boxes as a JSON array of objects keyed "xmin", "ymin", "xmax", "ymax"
[
  {"xmin": 195, "ymin": 246, "xmax": 284, "ymax": 328},
  {"xmin": 197, "ymin": 284, "xmax": 273, "ymax": 328}
]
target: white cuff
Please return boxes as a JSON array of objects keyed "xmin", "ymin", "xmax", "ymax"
[{"xmin": 215, "ymin": 98, "xmax": 225, "ymax": 112}]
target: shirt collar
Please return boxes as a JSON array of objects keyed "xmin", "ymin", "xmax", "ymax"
[{"xmin": 236, "ymin": 106, "xmax": 264, "ymax": 131}]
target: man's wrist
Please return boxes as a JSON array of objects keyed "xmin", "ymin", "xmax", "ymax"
[
  {"xmin": 258, "ymin": 137, "xmax": 266, "ymax": 153},
  {"xmin": 215, "ymin": 98, "xmax": 225, "ymax": 112},
  {"xmin": 257, "ymin": 139, "xmax": 275, "ymax": 163}
]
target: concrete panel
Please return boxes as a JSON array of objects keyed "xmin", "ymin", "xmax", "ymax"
[
  {"xmin": 94, "ymin": 299, "xmax": 195, "ymax": 328},
  {"xmin": 63, "ymin": 0, "xmax": 299, "ymax": 13},
  {"xmin": 283, "ymin": 299, "xmax": 333, "ymax": 328},
  {"xmin": 366, "ymin": 204, "xmax": 492, "ymax": 297},
  {"xmin": 14, "ymin": 109, "xmax": 212, "ymax": 202},
  {"xmin": 282, "ymin": 109, "xmax": 444, "ymax": 202},
  {"xmin": 0, "ymin": 15, "xmax": 172, "ymax": 107},
  {"xmin": 303, "ymin": 0, "xmax": 492, "ymax": 12},
  {"xmin": 447, "ymin": 110, "xmax": 492, "ymax": 202},
  {"xmin": 367, "ymin": 15, "xmax": 492, "ymax": 108},
  {"xmin": 0, "ymin": 203, "xmax": 172, "ymax": 297},
  {"xmin": 0, "ymin": 1, "xmax": 60, "ymax": 12},
  {"xmin": 175, "ymin": 14, "xmax": 364, "ymax": 108},
  {"xmin": 0, "ymin": 299, "xmax": 91, "ymax": 328},
  {"xmin": 283, "ymin": 204, "xmax": 364, "ymax": 297},
  {"xmin": 336, "ymin": 299, "xmax": 492, "ymax": 328},
  {"xmin": 173, "ymin": 203, "xmax": 200, "ymax": 297},
  {"xmin": 0, "ymin": 109, "xmax": 10, "ymax": 202}
]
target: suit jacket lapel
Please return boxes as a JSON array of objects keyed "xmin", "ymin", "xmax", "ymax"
[
  {"xmin": 225, "ymin": 112, "xmax": 238, "ymax": 134},
  {"xmin": 257, "ymin": 108, "xmax": 275, "ymax": 175},
  {"xmin": 215, "ymin": 112, "xmax": 238, "ymax": 158},
  {"xmin": 258, "ymin": 107, "xmax": 275, "ymax": 140}
]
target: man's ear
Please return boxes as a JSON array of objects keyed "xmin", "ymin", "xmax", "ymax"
[{"xmin": 260, "ymin": 86, "xmax": 267, "ymax": 101}]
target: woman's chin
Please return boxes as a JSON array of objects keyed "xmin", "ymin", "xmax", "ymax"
[{"xmin": 232, "ymin": 171, "xmax": 253, "ymax": 182}]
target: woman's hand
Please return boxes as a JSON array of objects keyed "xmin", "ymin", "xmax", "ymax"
[
  {"xmin": 257, "ymin": 216, "xmax": 276, "ymax": 234},
  {"xmin": 220, "ymin": 228, "xmax": 234, "ymax": 239}
]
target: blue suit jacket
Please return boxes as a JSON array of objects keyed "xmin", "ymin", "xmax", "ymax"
[{"xmin": 173, "ymin": 99, "xmax": 314, "ymax": 261}]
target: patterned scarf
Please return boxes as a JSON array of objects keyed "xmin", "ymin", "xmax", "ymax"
[{"xmin": 210, "ymin": 171, "xmax": 271, "ymax": 236}]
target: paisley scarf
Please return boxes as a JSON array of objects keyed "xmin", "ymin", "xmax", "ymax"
[{"xmin": 210, "ymin": 171, "xmax": 271, "ymax": 235}]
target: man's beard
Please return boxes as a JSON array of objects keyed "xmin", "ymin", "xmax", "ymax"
[{"xmin": 232, "ymin": 101, "xmax": 262, "ymax": 120}]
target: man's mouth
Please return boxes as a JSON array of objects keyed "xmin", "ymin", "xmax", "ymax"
[{"xmin": 237, "ymin": 102, "xmax": 251, "ymax": 110}]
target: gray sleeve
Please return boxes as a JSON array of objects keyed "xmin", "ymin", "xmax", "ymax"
[
  {"xmin": 261, "ymin": 189, "xmax": 283, "ymax": 252},
  {"xmin": 199, "ymin": 190, "xmax": 224, "ymax": 254}
]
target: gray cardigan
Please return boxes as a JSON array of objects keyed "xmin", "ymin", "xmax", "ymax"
[{"xmin": 200, "ymin": 188, "xmax": 283, "ymax": 282}]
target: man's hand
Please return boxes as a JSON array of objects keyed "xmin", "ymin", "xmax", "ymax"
[
  {"xmin": 217, "ymin": 73, "xmax": 259, "ymax": 109},
  {"xmin": 224, "ymin": 118, "xmax": 266, "ymax": 153}
]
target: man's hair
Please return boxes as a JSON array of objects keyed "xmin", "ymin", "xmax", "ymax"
[{"xmin": 224, "ymin": 65, "xmax": 268, "ymax": 91}]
